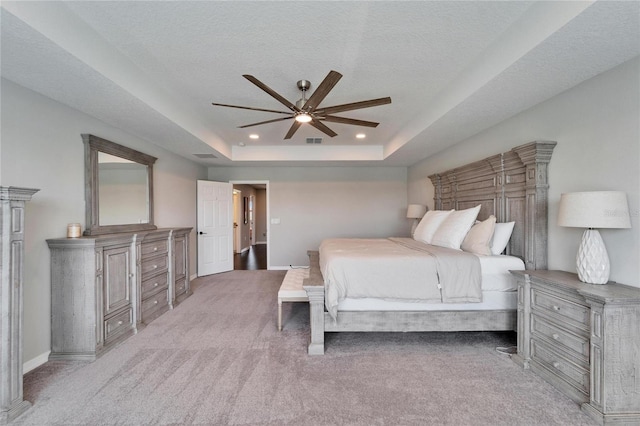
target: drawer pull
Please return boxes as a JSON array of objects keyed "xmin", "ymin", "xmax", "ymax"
[
  {"xmin": 552, "ymin": 305, "xmax": 561, "ymax": 311},
  {"xmin": 117, "ymin": 320, "xmax": 123, "ymax": 326},
  {"xmin": 153, "ymin": 265, "xmax": 158, "ymax": 269},
  {"xmin": 552, "ymin": 333, "xmax": 560, "ymax": 340},
  {"xmin": 153, "ymin": 247, "xmax": 158, "ymax": 251},
  {"xmin": 154, "ymin": 282, "xmax": 159, "ymax": 287},
  {"xmin": 154, "ymin": 300, "xmax": 158, "ymax": 305},
  {"xmin": 552, "ymin": 361, "xmax": 560, "ymax": 369},
  {"xmin": 129, "ymin": 273, "xmax": 134, "ymax": 278}
]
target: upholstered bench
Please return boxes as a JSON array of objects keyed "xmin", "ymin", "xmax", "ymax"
[{"xmin": 277, "ymin": 268, "xmax": 310, "ymax": 331}]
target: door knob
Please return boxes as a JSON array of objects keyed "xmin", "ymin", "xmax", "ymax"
[{"xmin": 199, "ymin": 231, "xmax": 207, "ymax": 235}]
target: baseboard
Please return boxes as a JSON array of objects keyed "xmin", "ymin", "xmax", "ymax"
[{"xmin": 23, "ymin": 350, "xmax": 51, "ymax": 374}]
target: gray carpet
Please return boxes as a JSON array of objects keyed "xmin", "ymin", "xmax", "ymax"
[{"xmin": 18, "ymin": 270, "xmax": 595, "ymax": 425}]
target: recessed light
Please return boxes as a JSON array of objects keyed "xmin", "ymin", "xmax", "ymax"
[
  {"xmin": 356, "ymin": 133, "xmax": 366, "ymax": 139},
  {"xmin": 249, "ymin": 134, "xmax": 259, "ymax": 139}
]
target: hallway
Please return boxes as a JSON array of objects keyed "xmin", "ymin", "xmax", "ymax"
[{"xmin": 234, "ymin": 244, "xmax": 267, "ymax": 270}]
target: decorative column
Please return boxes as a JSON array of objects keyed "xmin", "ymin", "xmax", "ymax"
[{"xmin": 1, "ymin": 186, "xmax": 38, "ymax": 424}]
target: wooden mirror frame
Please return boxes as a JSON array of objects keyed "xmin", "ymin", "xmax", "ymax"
[{"xmin": 83, "ymin": 134, "xmax": 158, "ymax": 236}]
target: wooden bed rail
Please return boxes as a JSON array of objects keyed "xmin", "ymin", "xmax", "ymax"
[{"xmin": 303, "ymin": 250, "xmax": 325, "ymax": 355}]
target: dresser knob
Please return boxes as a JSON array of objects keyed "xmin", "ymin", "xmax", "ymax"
[
  {"xmin": 552, "ymin": 361, "xmax": 560, "ymax": 369},
  {"xmin": 117, "ymin": 320, "xmax": 123, "ymax": 326},
  {"xmin": 154, "ymin": 300, "xmax": 158, "ymax": 305},
  {"xmin": 153, "ymin": 247, "xmax": 158, "ymax": 251},
  {"xmin": 129, "ymin": 273, "xmax": 134, "ymax": 278},
  {"xmin": 552, "ymin": 305, "xmax": 561, "ymax": 311},
  {"xmin": 153, "ymin": 265, "xmax": 158, "ymax": 269},
  {"xmin": 552, "ymin": 333, "xmax": 559, "ymax": 340},
  {"xmin": 154, "ymin": 282, "xmax": 159, "ymax": 287}
]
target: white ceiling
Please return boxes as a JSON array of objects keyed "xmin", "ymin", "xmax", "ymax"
[{"xmin": 1, "ymin": 1, "xmax": 638, "ymax": 167}]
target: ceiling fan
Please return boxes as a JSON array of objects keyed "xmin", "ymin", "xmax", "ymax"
[{"xmin": 211, "ymin": 70, "xmax": 391, "ymax": 139}]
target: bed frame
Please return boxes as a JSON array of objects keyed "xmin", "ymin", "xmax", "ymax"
[{"xmin": 303, "ymin": 141, "xmax": 557, "ymax": 355}]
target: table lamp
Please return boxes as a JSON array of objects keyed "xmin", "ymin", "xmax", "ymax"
[
  {"xmin": 407, "ymin": 204, "xmax": 427, "ymax": 236},
  {"xmin": 557, "ymin": 191, "xmax": 631, "ymax": 284}
]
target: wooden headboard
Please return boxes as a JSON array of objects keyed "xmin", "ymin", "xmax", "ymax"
[{"xmin": 428, "ymin": 141, "xmax": 556, "ymax": 270}]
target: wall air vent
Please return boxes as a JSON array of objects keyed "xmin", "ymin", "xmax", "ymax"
[
  {"xmin": 193, "ymin": 153, "xmax": 217, "ymax": 159},
  {"xmin": 306, "ymin": 138, "xmax": 322, "ymax": 144}
]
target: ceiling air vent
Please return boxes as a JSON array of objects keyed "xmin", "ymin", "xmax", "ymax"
[
  {"xmin": 306, "ymin": 138, "xmax": 322, "ymax": 144},
  {"xmin": 193, "ymin": 153, "xmax": 217, "ymax": 159}
]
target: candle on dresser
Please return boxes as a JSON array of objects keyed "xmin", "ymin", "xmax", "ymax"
[{"xmin": 67, "ymin": 223, "xmax": 81, "ymax": 238}]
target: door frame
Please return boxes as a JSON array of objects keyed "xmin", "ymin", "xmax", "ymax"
[
  {"xmin": 230, "ymin": 180, "xmax": 270, "ymax": 269},
  {"xmin": 232, "ymin": 189, "xmax": 242, "ymax": 254}
]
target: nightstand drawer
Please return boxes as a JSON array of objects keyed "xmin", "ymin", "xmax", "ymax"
[
  {"xmin": 531, "ymin": 338, "xmax": 589, "ymax": 395},
  {"xmin": 531, "ymin": 287, "xmax": 589, "ymax": 328},
  {"xmin": 531, "ymin": 314, "xmax": 589, "ymax": 365}
]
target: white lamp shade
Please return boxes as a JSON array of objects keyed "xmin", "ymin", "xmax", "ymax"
[
  {"xmin": 558, "ymin": 191, "xmax": 631, "ymax": 229},
  {"xmin": 406, "ymin": 204, "xmax": 427, "ymax": 219}
]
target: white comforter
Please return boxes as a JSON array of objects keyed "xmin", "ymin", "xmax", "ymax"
[{"xmin": 319, "ymin": 238, "xmax": 482, "ymax": 319}]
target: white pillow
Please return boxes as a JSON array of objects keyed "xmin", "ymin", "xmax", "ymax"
[
  {"xmin": 413, "ymin": 210, "xmax": 453, "ymax": 244},
  {"xmin": 461, "ymin": 215, "xmax": 496, "ymax": 256},
  {"xmin": 490, "ymin": 222, "xmax": 515, "ymax": 255},
  {"xmin": 431, "ymin": 205, "xmax": 481, "ymax": 250}
]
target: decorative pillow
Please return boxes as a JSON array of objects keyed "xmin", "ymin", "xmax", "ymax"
[
  {"xmin": 431, "ymin": 205, "xmax": 481, "ymax": 250},
  {"xmin": 490, "ymin": 221, "xmax": 516, "ymax": 255},
  {"xmin": 461, "ymin": 215, "xmax": 496, "ymax": 256},
  {"xmin": 413, "ymin": 210, "xmax": 453, "ymax": 244}
]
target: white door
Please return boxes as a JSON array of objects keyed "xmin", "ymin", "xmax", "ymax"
[{"xmin": 197, "ymin": 180, "xmax": 233, "ymax": 276}]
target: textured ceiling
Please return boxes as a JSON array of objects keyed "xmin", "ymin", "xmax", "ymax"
[{"xmin": 1, "ymin": 1, "xmax": 639, "ymax": 166}]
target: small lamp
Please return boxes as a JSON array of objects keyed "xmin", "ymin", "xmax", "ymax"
[
  {"xmin": 558, "ymin": 191, "xmax": 631, "ymax": 284},
  {"xmin": 407, "ymin": 204, "xmax": 427, "ymax": 236}
]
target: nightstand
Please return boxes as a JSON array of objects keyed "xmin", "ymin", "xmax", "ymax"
[{"xmin": 511, "ymin": 270, "xmax": 640, "ymax": 425}]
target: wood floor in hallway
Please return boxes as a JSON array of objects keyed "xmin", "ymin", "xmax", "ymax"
[{"xmin": 234, "ymin": 244, "xmax": 267, "ymax": 270}]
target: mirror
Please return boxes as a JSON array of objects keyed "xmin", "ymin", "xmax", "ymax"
[{"xmin": 83, "ymin": 134, "xmax": 158, "ymax": 235}]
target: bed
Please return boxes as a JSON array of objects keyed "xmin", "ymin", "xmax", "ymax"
[{"xmin": 303, "ymin": 141, "xmax": 557, "ymax": 355}]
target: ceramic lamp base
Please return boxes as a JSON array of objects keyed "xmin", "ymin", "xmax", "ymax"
[{"xmin": 576, "ymin": 229, "xmax": 610, "ymax": 284}]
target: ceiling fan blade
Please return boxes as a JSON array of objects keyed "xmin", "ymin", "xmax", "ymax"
[
  {"xmin": 302, "ymin": 70, "xmax": 342, "ymax": 112},
  {"xmin": 284, "ymin": 121, "xmax": 302, "ymax": 139},
  {"xmin": 238, "ymin": 116, "xmax": 293, "ymax": 128},
  {"xmin": 321, "ymin": 115, "xmax": 379, "ymax": 127},
  {"xmin": 315, "ymin": 97, "xmax": 392, "ymax": 115},
  {"xmin": 243, "ymin": 74, "xmax": 299, "ymax": 112},
  {"xmin": 211, "ymin": 102, "xmax": 291, "ymax": 115},
  {"xmin": 309, "ymin": 119, "xmax": 338, "ymax": 138}
]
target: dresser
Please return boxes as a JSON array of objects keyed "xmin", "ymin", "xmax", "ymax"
[
  {"xmin": 47, "ymin": 227, "xmax": 191, "ymax": 360},
  {"xmin": 511, "ymin": 270, "xmax": 640, "ymax": 425}
]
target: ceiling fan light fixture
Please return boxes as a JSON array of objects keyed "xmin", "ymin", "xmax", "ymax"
[{"xmin": 295, "ymin": 112, "xmax": 312, "ymax": 123}]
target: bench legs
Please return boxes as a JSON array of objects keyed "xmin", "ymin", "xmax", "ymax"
[
  {"xmin": 277, "ymin": 300, "xmax": 282, "ymax": 331},
  {"xmin": 304, "ymin": 285, "xmax": 325, "ymax": 355}
]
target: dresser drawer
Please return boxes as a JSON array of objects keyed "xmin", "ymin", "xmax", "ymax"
[
  {"xmin": 104, "ymin": 308, "xmax": 133, "ymax": 343},
  {"xmin": 175, "ymin": 278, "xmax": 187, "ymax": 298},
  {"xmin": 141, "ymin": 289, "xmax": 169, "ymax": 318},
  {"xmin": 531, "ymin": 338, "xmax": 589, "ymax": 395},
  {"xmin": 141, "ymin": 240, "xmax": 168, "ymax": 258},
  {"xmin": 141, "ymin": 254, "xmax": 168, "ymax": 277},
  {"xmin": 141, "ymin": 272, "xmax": 169, "ymax": 298},
  {"xmin": 531, "ymin": 314, "xmax": 589, "ymax": 365},
  {"xmin": 531, "ymin": 287, "xmax": 589, "ymax": 329}
]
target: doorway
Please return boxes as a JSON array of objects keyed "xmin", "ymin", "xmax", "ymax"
[{"xmin": 230, "ymin": 181, "xmax": 269, "ymax": 270}]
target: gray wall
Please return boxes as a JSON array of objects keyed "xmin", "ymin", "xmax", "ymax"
[
  {"xmin": 408, "ymin": 57, "xmax": 640, "ymax": 288},
  {"xmin": 210, "ymin": 167, "xmax": 410, "ymax": 267},
  {"xmin": 0, "ymin": 79, "xmax": 207, "ymax": 368}
]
